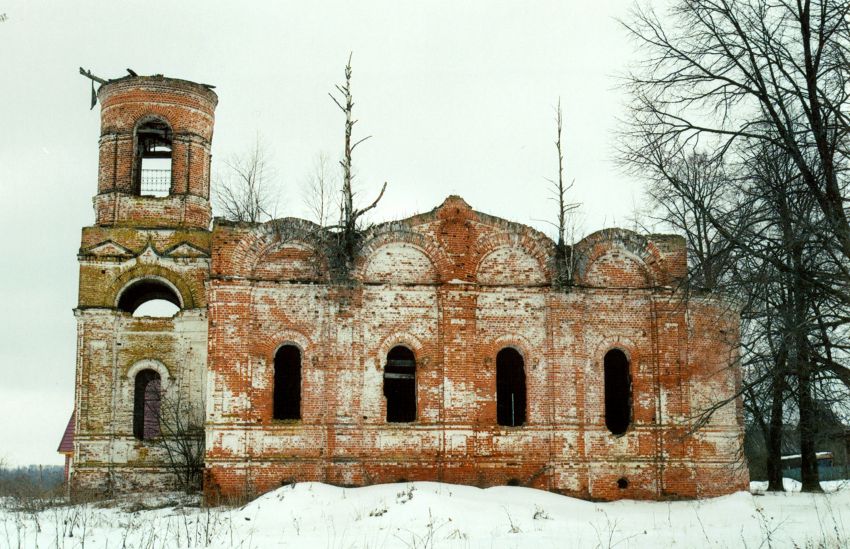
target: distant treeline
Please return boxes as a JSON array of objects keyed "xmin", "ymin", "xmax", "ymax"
[{"xmin": 0, "ymin": 465, "xmax": 64, "ymax": 496}]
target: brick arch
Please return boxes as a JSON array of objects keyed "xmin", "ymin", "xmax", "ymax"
[
  {"xmin": 481, "ymin": 334, "xmax": 534, "ymax": 427},
  {"xmin": 480, "ymin": 333, "xmax": 537, "ymax": 367},
  {"xmin": 473, "ymin": 231, "xmax": 553, "ymax": 285},
  {"xmin": 133, "ymin": 113, "xmax": 174, "ymax": 133},
  {"xmin": 252, "ymin": 240, "xmax": 322, "ymax": 281},
  {"xmin": 252, "ymin": 328, "xmax": 313, "ymax": 365},
  {"xmin": 250, "ymin": 329, "xmax": 313, "ymax": 423},
  {"xmin": 573, "ymin": 229, "xmax": 664, "ymax": 288},
  {"xmin": 355, "ymin": 229, "xmax": 451, "ymax": 283},
  {"xmin": 227, "ymin": 219, "xmax": 324, "ymax": 279},
  {"xmin": 226, "ymin": 230, "xmax": 267, "ymax": 277},
  {"xmin": 374, "ymin": 332, "xmax": 427, "ymax": 370},
  {"xmin": 591, "ymin": 338, "xmax": 640, "ymax": 436},
  {"xmin": 106, "ymin": 264, "xmax": 200, "ymax": 309},
  {"xmin": 251, "ymin": 220, "xmax": 325, "ymax": 277},
  {"xmin": 591, "ymin": 336, "xmax": 640, "ymax": 370},
  {"xmin": 125, "ymin": 358, "xmax": 171, "ymax": 386}
]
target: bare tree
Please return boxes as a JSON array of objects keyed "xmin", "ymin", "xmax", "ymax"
[
  {"xmin": 621, "ymin": 0, "xmax": 850, "ymax": 493},
  {"xmin": 626, "ymin": 127, "xmax": 843, "ymax": 492},
  {"xmin": 622, "ymin": 0, "xmax": 850, "ymax": 303},
  {"xmin": 642, "ymin": 151, "xmax": 740, "ymax": 291},
  {"xmin": 302, "ymin": 152, "xmax": 340, "ymax": 228},
  {"xmin": 152, "ymin": 390, "xmax": 205, "ymax": 494},
  {"xmin": 269, "ymin": 55, "xmax": 386, "ymax": 280},
  {"xmin": 214, "ymin": 136, "xmax": 279, "ymax": 223},
  {"xmin": 328, "ymin": 53, "xmax": 387, "ymax": 269}
]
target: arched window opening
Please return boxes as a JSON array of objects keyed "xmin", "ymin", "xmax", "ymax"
[
  {"xmin": 273, "ymin": 345, "xmax": 301, "ymax": 420},
  {"xmin": 132, "ymin": 300, "xmax": 181, "ymax": 317},
  {"xmin": 496, "ymin": 348, "xmax": 526, "ymax": 427},
  {"xmin": 135, "ymin": 119, "xmax": 173, "ymax": 197},
  {"xmin": 118, "ymin": 279, "xmax": 182, "ymax": 317},
  {"xmin": 384, "ymin": 346, "xmax": 416, "ymax": 423},
  {"xmin": 604, "ymin": 349, "xmax": 632, "ymax": 435},
  {"xmin": 133, "ymin": 369, "xmax": 161, "ymax": 440}
]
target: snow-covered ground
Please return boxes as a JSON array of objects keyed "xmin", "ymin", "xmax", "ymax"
[{"xmin": 1, "ymin": 479, "xmax": 847, "ymax": 548}]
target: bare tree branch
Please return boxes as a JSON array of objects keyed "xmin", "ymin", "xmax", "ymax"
[{"xmin": 151, "ymin": 389, "xmax": 205, "ymax": 493}]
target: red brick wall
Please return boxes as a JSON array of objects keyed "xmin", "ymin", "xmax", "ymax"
[{"xmin": 204, "ymin": 197, "xmax": 748, "ymax": 501}]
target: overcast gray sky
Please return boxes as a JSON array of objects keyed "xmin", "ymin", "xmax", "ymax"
[{"xmin": 0, "ymin": 0, "xmax": 657, "ymax": 465}]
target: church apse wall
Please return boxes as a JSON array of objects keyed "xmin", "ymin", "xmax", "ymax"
[{"xmin": 203, "ymin": 196, "xmax": 747, "ymax": 501}]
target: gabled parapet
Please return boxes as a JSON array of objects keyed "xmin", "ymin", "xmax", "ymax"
[
  {"xmin": 210, "ymin": 196, "xmax": 686, "ymax": 291},
  {"xmin": 571, "ymin": 228, "xmax": 687, "ymax": 289}
]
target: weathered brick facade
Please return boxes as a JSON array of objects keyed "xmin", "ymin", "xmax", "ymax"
[{"xmin": 70, "ymin": 75, "xmax": 748, "ymax": 502}]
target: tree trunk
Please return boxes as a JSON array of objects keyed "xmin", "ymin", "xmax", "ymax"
[
  {"xmin": 790, "ymin": 236, "xmax": 821, "ymax": 492},
  {"xmin": 766, "ymin": 367, "xmax": 785, "ymax": 492},
  {"xmin": 797, "ymin": 350, "xmax": 822, "ymax": 492}
]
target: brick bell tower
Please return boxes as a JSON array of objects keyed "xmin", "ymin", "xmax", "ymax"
[
  {"xmin": 70, "ymin": 74, "xmax": 217, "ymax": 498},
  {"xmin": 94, "ymin": 75, "xmax": 217, "ymax": 228}
]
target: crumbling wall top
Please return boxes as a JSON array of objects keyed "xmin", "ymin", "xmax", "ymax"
[{"xmin": 97, "ymin": 74, "xmax": 218, "ymax": 107}]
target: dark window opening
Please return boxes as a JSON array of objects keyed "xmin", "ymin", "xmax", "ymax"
[
  {"xmin": 135, "ymin": 120, "xmax": 173, "ymax": 197},
  {"xmin": 133, "ymin": 369, "xmax": 161, "ymax": 440},
  {"xmin": 384, "ymin": 346, "xmax": 416, "ymax": 422},
  {"xmin": 496, "ymin": 348, "xmax": 526, "ymax": 426},
  {"xmin": 617, "ymin": 477, "xmax": 629, "ymax": 489},
  {"xmin": 273, "ymin": 345, "xmax": 301, "ymax": 420},
  {"xmin": 604, "ymin": 349, "xmax": 632, "ymax": 435},
  {"xmin": 117, "ymin": 279, "xmax": 182, "ymax": 317}
]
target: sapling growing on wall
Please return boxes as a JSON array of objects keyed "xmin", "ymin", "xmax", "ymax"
[
  {"xmin": 544, "ymin": 98, "xmax": 579, "ymax": 285},
  {"xmin": 327, "ymin": 53, "xmax": 387, "ymax": 272}
]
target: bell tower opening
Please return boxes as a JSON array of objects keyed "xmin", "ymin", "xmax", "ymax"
[{"xmin": 135, "ymin": 119, "xmax": 173, "ymax": 197}]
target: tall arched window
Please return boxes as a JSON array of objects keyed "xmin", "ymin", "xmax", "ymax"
[
  {"xmin": 384, "ymin": 346, "xmax": 416, "ymax": 422},
  {"xmin": 273, "ymin": 345, "xmax": 301, "ymax": 420},
  {"xmin": 496, "ymin": 348, "xmax": 526, "ymax": 426},
  {"xmin": 604, "ymin": 349, "xmax": 632, "ymax": 435},
  {"xmin": 135, "ymin": 119, "xmax": 173, "ymax": 197},
  {"xmin": 133, "ymin": 369, "xmax": 161, "ymax": 440},
  {"xmin": 117, "ymin": 277, "xmax": 182, "ymax": 318}
]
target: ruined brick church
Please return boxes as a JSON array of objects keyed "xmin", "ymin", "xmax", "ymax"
[{"xmin": 64, "ymin": 74, "xmax": 748, "ymax": 502}]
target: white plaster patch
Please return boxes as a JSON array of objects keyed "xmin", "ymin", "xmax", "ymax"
[
  {"xmin": 363, "ymin": 243, "xmax": 437, "ymax": 284},
  {"xmin": 449, "ymin": 434, "xmax": 467, "ymax": 451},
  {"xmin": 220, "ymin": 432, "xmax": 244, "ymax": 454},
  {"xmin": 379, "ymin": 432, "xmax": 421, "ymax": 451},
  {"xmin": 493, "ymin": 434, "xmax": 532, "ymax": 453},
  {"xmin": 477, "ymin": 247, "xmax": 545, "ymax": 285},
  {"xmin": 444, "ymin": 378, "xmax": 478, "ymax": 409}
]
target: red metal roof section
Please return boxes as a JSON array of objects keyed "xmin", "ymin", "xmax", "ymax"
[{"xmin": 57, "ymin": 412, "xmax": 75, "ymax": 453}]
